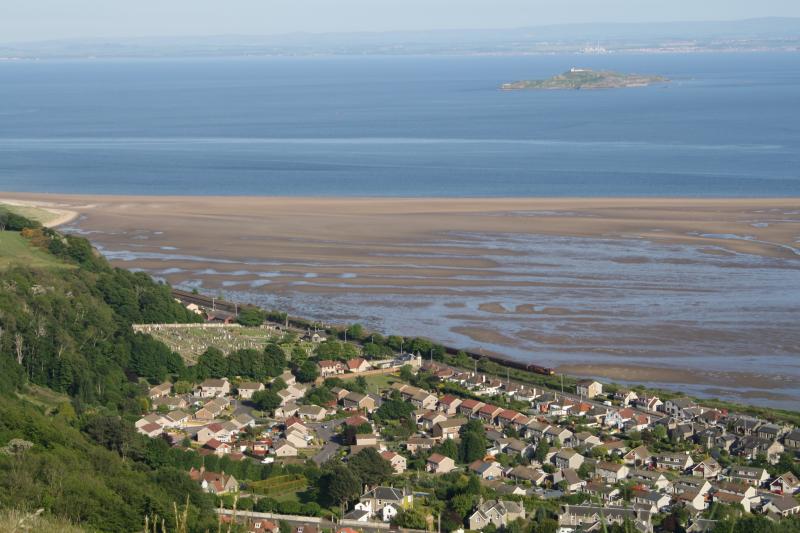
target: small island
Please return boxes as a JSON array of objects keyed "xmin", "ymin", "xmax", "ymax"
[{"xmin": 502, "ymin": 67, "xmax": 668, "ymax": 90}]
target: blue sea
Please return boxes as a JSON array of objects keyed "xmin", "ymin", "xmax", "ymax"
[{"xmin": 0, "ymin": 53, "xmax": 798, "ymax": 197}]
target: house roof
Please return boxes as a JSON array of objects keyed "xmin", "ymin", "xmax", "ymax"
[
  {"xmin": 363, "ymin": 486, "xmax": 405, "ymax": 501},
  {"xmin": 427, "ymin": 453, "xmax": 451, "ymax": 464}
]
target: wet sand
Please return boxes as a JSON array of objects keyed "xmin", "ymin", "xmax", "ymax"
[{"xmin": 3, "ymin": 193, "xmax": 799, "ymax": 409}]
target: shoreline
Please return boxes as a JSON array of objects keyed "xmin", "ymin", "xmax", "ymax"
[{"xmin": 3, "ymin": 192, "xmax": 799, "ymax": 408}]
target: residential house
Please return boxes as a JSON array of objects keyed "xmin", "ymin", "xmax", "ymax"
[
  {"xmin": 769, "ymin": 472, "xmax": 800, "ymax": 495},
  {"xmin": 545, "ymin": 426, "xmax": 573, "ymax": 446},
  {"xmin": 420, "ymin": 410, "xmax": 447, "ymax": 431},
  {"xmin": 297, "ymin": 405, "xmax": 327, "ymax": 421},
  {"xmin": 554, "ymin": 468, "xmax": 586, "ymax": 493},
  {"xmin": 497, "ymin": 409, "xmax": 523, "ymax": 428},
  {"xmin": 152, "ymin": 395, "xmax": 188, "ymax": 411},
  {"xmin": 346, "ymin": 358, "xmax": 371, "ymax": 373},
  {"xmin": 664, "ymin": 397, "xmax": 698, "ymax": 419},
  {"xmin": 237, "ymin": 381, "xmax": 265, "ymax": 400},
  {"xmin": 735, "ymin": 436, "xmax": 784, "ymax": 464},
  {"xmin": 508, "ymin": 465, "xmax": 548, "ymax": 486},
  {"xmin": 629, "ymin": 470, "xmax": 671, "ymax": 491},
  {"xmin": 635, "ymin": 395, "xmax": 663, "ymax": 414},
  {"xmin": 358, "ymin": 486, "xmax": 413, "ymax": 522},
  {"xmin": 189, "ymin": 467, "xmax": 238, "ymax": 494},
  {"xmin": 712, "ymin": 490, "xmax": 752, "ymax": 513},
  {"xmin": 273, "ymin": 440, "xmax": 298, "ymax": 457},
  {"xmin": 164, "ymin": 410, "xmax": 190, "ymax": 429},
  {"xmin": 653, "ymin": 452, "xmax": 694, "ymax": 471},
  {"xmin": 469, "ymin": 460, "xmax": 504, "ymax": 480},
  {"xmin": 477, "ymin": 404, "xmax": 504, "ymax": 425},
  {"xmin": 554, "ymin": 449, "xmax": 584, "ymax": 470},
  {"xmin": 623, "ymin": 445, "xmax": 652, "ymax": 467},
  {"xmin": 614, "ymin": 389, "xmax": 639, "ymax": 406},
  {"xmin": 197, "ymin": 423, "xmax": 230, "ymax": 444},
  {"xmin": 148, "ymin": 382, "xmax": 172, "ymax": 400},
  {"xmin": 558, "ymin": 505, "xmax": 653, "ymax": 533},
  {"xmin": 432, "ymin": 418, "xmax": 467, "ymax": 440},
  {"xmin": 136, "ymin": 413, "xmax": 168, "ymax": 429},
  {"xmin": 632, "ymin": 490, "xmax": 671, "ymax": 513},
  {"xmin": 405, "ymin": 436, "xmax": 435, "ymax": 454},
  {"xmin": 232, "ymin": 413, "xmax": 256, "ymax": 429},
  {"xmin": 596, "ymin": 461, "xmax": 629, "ymax": 483},
  {"xmin": 468, "ymin": 500, "xmax": 525, "ymax": 531},
  {"xmin": 576, "ymin": 380, "xmax": 603, "ymax": 399},
  {"xmin": 318, "ymin": 360, "xmax": 346, "ymax": 377},
  {"xmin": 725, "ymin": 465, "xmax": 769, "ymax": 486},
  {"xmin": 575, "ymin": 432, "xmax": 603, "ymax": 449},
  {"xmin": 409, "ymin": 389, "xmax": 438, "ymax": 410},
  {"xmin": 203, "ymin": 438, "xmax": 232, "ymax": 457},
  {"xmin": 437, "ymin": 395, "xmax": 462, "ymax": 415},
  {"xmin": 426, "ymin": 453, "xmax": 456, "ymax": 474},
  {"xmin": 343, "ymin": 391, "xmax": 376, "ymax": 412},
  {"xmin": 198, "ymin": 378, "xmax": 230, "ymax": 398},
  {"xmin": 137, "ymin": 423, "xmax": 163, "ymax": 438},
  {"xmin": 457, "ymin": 399, "xmax": 485, "ymax": 418},
  {"xmin": 763, "ymin": 494, "xmax": 800, "ymax": 517},
  {"xmin": 381, "ymin": 451, "xmax": 407, "ymax": 474},
  {"xmin": 582, "ymin": 481, "xmax": 620, "ymax": 503},
  {"xmin": 784, "ymin": 429, "xmax": 800, "ymax": 450},
  {"xmin": 690, "ymin": 458, "xmax": 722, "ymax": 479}
]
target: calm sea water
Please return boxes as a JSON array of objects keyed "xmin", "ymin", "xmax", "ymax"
[{"xmin": 0, "ymin": 53, "xmax": 799, "ymax": 196}]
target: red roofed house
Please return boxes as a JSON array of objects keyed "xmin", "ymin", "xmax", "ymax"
[
  {"xmin": 381, "ymin": 450, "xmax": 407, "ymax": 474},
  {"xmin": 346, "ymin": 358, "xmax": 372, "ymax": 373},
  {"xmin": 427, "ymin": 453, "xmax": 457, "ymax": 474},
  {"xmin": 438, "ymin": 394, "xmax": 463, "ymax": 415},
  {"xmin": 318, "ymin": 360, "xmax": 346, "ymax": 377},
  {"xmin": 189, "ymin": 467, "xmax": 238, "ymax": 494},
  {"xmin": 204, "ymin": 438, "xmax": 232, "ymax": 456},
  {"xmin": 457, "ymin": 399, "xmax": 485, "ymax": 418},
  {"xmin": 477, "ymin": 404, "xmax": 504, "ymax": 425}
]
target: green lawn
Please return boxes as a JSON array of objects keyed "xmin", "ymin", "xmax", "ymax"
[{"xmin": 0, "ymin": 232, "xmax": 71, "ymax": 270}]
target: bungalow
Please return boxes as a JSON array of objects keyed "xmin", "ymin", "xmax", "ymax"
[
  {"xmin": 331, "ymin": 387, "xmax": 350, "ymax": 401},
  {"xmin": 469, "ymin": 460, "xmax": 504, "ymax": 480},
  {"xmin": 576, "ymin": 380, "xmax": 603, "ymax": 399},
  {"xmin": 432, "ymin": 418, "xmax": 467, "ymax": 440},
  {"xmin": 297, "ymin": 405, "xmax": 328, "ymax": 421},
  {"xmin": 278, "ymin": 370, "xmax": 296, "ymax": 387},
  {"xmin": 232, "ymin": 413, "xmax": 256, "ymax": 429},
  {"xmin": 508, "ymin": 465, "xmax": 548, "ymax": 486},
  {"xmin": 189, "ymin": 467, "xmax": 238, "ymax": 495},
  {"xmin": 285, "ymin": 429, "xmax": 309, "ymax": 449},
  {"xmin": 554, "ymin": 448, "xmax": 584, "ymax": 470},
  {"xmin": 763, "ymin": 494, "xmax": 800, "ymax": 517},
  {"xmin": 148, "ymin": 382, "xmax": 172, "ymax": 400},
  {"xmin": 318, "ymin": 360, "xmax": 346, "ymax": 377},
  {"xmin": 137, "ymin": 422, "xmax": 163, "ymax": 438},
  {"xmin": 346, "ymin": 357, "xmax": 371, "ymax": 373},
  {"xmin": 237, "ymin": 381, "xmax": 265, "ymax": 400},
  {"xmin": 437, "ymin": 394, "xmax": 462, "ymax": 415},
  {"xmin": 152, "ymin": 395, "xmax": 188, "ymax": 411},
  {"xmin": 595, "ymin": 461, "xmax": 629, "ymax": 483},
  {"xmin": 343, "ymin": 391, "xmax": 376, "ymax": 412},
  {"xmin": 426, "ymin": 453, "xmax": 456, "ymax": 474},
  {"xmin": 468, "ymin": 500, "xmax": 525, "ymax": 531},
  {"xmin": 712, "ymin": 490, "xmax": 752, "ymax": 513},
  {"xmin": 164, "ymin": 410, "xmax": 190, "ymax": 428},
  {"xmin": 676, "ymin": 489, "xmax": 706, "ymax": 512},
  {"xmin": 274, "ymin": 402, "xmax": 299, "ymax": 419},
  {"xmin": 136, "ymin": 413, "xmax": 169, "ymax": 429},
  {"xmin": 198, "ymin": 378, "xmax": 230, "ymax": 398},
  {"xmin": 381, "ymin": 451, "xmax": 407, "ymax": 474},
  {"xmin": 654, "ymin": 452, "xmax": 694, "ymax": 471},
  {"xmin": 405, "ymin": 436, "xmax": 435, "ymax": 454},
  {"xmin": 343, "ymin": 414, "xmax": 369, "ymax": 428},
  {"xmin": 409, "ymin": 389, "xmax": 438, "ymax": 410},
  {"xmin": 769, "ymin": 472, "xmax": 800, "ymax": 495},
  {"xmin": 355, "ymin": 433, "xmax": 379, "ymax": 446},
  {"xmin": 725, "ymin": 465, "xmax": 769, "ymax": 486},
  {"xmin": 273, "ymin": 440, "xmax": 298, "ymax": 457}
]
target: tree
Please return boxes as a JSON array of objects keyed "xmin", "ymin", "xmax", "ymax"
[
  {"xmin": 391, "ymin": 508, "xmax": 427, "ymax": 529},
  {"xmin": 399, "ymin": 364, "xmax": 415, "ymax": 382},
  {"xmin": 534, "ymin": 439, "xmax": 550, "ymax": 463},
  {"xmin": 434, "ymin": 438, "xmax": 458, "ymax": 460},
  {"xmin": 263, "ymin": 344, "xmax": 286, "ymax": 377},
  {"xmin": 319, "ymin": 465, "xmax": 360, "ymax": 506},
  {"xmin": 237, "ymin": 307, "xmax": 266, "ymax": 326},
  {"xmin": 348, "ymin": 448, "xmax": 394, "ymax": 486},
  {"xmin": 295, "ymin": 360, "xmax": 319, "ymax": 383},
  {"xmin": 459, "ymin": 431, "xmax": 486, "ymax": 463},
  {"xmin": 251, "ymin": 389, "xmax": 281, "ymax": 413},
  {"xmin": 197, "ymin": 347, "xmax": 226, "ymax": 378},
  {"xmin": 651, "ymin": 424, "xmax": 668, "ymax": 442},
  {"xmin": 346, "ymin": 323, "xmax": 365, "ymax": 341}
]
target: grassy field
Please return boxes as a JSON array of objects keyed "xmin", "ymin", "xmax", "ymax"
[
  {"xmin": 0, "ymin": 232, "xmax": 71, "ymax": 270},
  {"xmin": 16, "ymin": 385, "xmax": 72, "ymax": 415},
  {"xmin": 0, "ymin": 202, "xmax": 63, "ymax": 225}
]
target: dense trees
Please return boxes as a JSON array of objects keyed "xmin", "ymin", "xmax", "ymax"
[
  {"xmin": 318, "ymin": 464, "xmax": 360, "ymax": 506},
  {"xmin": 251, "ymin": 389, "xmax": 282, "ymax": 413},
  {"xmin": 237, "ymin": 306, "xmax": 266, "ymax": 326},
  {"xmin": 348, "ymin": 448, "xmax": 394, "ymax": 487},
  {"xmin": 294, "ymin": 359, "xmax": 320, "ymax": 383}
]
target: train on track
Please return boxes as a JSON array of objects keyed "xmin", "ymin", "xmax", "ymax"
[{"xmin": 172, "ymin": 288, "xmax": 557, "ymax": 376}]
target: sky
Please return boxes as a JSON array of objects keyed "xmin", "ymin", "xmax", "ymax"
[{"xmin": 3, "ymin": 0, "xmax": 800, "ymax": 42}]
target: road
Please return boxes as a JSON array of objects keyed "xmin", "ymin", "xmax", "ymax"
[{"xmin": 306, "ymin": 421, "xmax": 342, "ymax": 465}]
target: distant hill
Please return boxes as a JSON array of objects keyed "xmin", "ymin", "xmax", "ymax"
[
  {"xmin": 2, "ymin": 17, "xmax": 798, "ymax": 58},
  {"xmin": 502, "ymin": 68, "xmax": 668, "ymax": 91}
]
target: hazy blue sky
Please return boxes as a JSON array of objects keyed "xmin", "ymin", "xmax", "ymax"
[{"xmin": 3, "ymin": 0, "xmax": 799, "ymax": 42}]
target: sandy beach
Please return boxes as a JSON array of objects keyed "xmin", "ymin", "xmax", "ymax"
[{"xmin": 3, "ymin": 192, "xmax": 799, "ymax": 407}]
